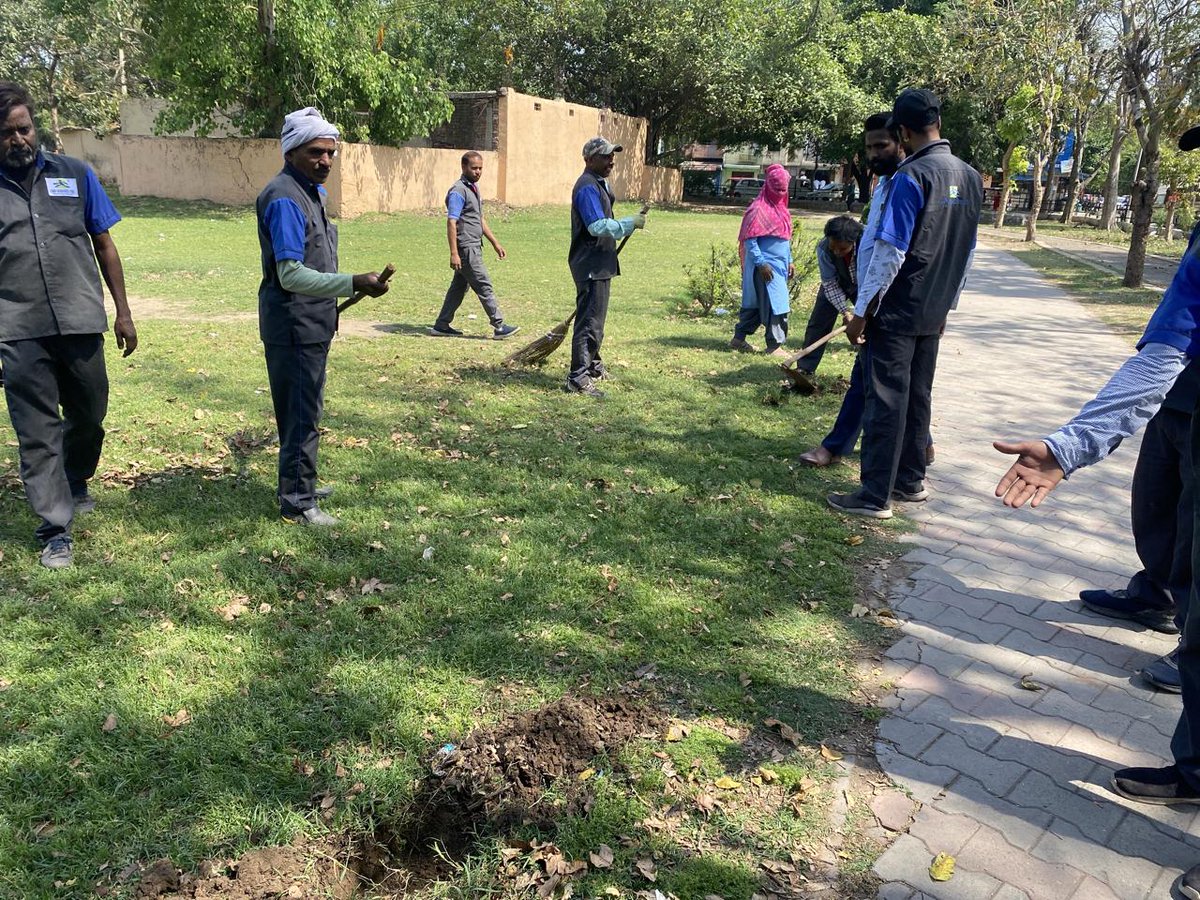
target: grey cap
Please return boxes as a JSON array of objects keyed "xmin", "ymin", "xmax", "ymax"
[{"xmin": 583, "ymin": 136, "xmax": 623, "ymax": 158}]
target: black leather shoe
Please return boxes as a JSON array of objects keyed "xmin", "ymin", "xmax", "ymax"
[
  {"xmin": 1177, "ymin": 863, "xmax": 1200, "ymax": 900},
  {"xmin": 1141, "ymin": 647, "xmax": 1182, "ymax": 693},
  {"xmin": 1111, "ymin": 765, "xmax": 1200, "ymax": 805},
  {"xmin": 1079, "ymin": 588, "xmax": 1178, "ymax": 634}
]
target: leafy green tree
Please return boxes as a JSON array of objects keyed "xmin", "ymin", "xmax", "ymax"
[
  {"xmin": 0, "ymin": 0, "xmax": 145, "ymax": 148},
  {"xmin": 1158, "ymin": 141, "xmax": 1200, "ymax": 240},
  {"xmin": 141, "ymin": 0, "xmax": 452, "ymax": 143},
  {"xmin": 992, "ymin": 84, "xmax": 1040, "ymax": 229}
]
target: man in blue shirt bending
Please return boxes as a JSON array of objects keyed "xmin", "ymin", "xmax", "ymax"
[{"xmin": 566, "ymin": 137, "xmax": 647, "ymax": 398}]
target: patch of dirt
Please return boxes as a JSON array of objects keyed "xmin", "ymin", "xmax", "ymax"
[
  {"xmin": 133, "ymin": 694, "xmax": 655, "ymax": 898},
  {"xmin": 135, "ymin": 840, "xmax": 357, "ymax": 899}
]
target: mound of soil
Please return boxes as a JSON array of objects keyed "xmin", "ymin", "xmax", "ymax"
[
  {"xmin": 137, "ymin": 841, "xmax": 357, "ymax": 899},
  {"xmin": 136, "ymin": 694, "xmax": 654, "ymax": 897},
  {"xmin": 433, "ymin": 693, "xmax": 653, "ymax": 826}
]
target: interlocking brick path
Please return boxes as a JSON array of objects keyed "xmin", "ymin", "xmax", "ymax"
[{"xmin": 871, "ymin": 246, "xmax": 1187, "ymax": 899}]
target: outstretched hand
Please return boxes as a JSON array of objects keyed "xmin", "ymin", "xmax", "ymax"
[{"xmin": 993, "ymin": 440, "xmax": 1064, "ymax": 509}]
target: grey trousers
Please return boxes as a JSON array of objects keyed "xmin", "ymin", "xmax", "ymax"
[
  {"xmin": 435, "ymin": 244, "xmax": 503, "ymax": 329},
  {"xmin": 0, "ymin": 333, "xmax": 108, "ymax": 543},
  {"xmin": 264, "ymin": 341, "xmax": 328, "ymax": 516}
]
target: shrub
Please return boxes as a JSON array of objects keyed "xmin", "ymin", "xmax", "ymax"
[{"xmin": 682, "ymin": 244, "xmax": 742, "ymax": 316}]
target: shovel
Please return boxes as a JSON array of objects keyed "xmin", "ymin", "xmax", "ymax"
[{"xmin": 778, "ymin": 325, "xmax": 847, "ymax": 394}]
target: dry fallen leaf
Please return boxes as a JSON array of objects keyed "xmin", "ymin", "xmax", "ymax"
[
  {"xmin": 162, "ymin": 708, "xmax": 192, "ymax": 729},
  {"xmin": 695, "ymin": 793, "xmax": 716, "ymax": 815},
  {"xmin": 929, "ymin": 852, "xmax": 956, "ymax": 882},
  {"xmin": 102, "ymin": 713, "xmax": 118, "ymax": 733},
  {"xmin": 714, "ymin": 775, "xmax": 742, "ymax": 790},
  {"xmin": 738, "ymin": 672, "xmax": 752, "ymax": 688},
  {"xmin": 757, "ymin": 766, "xmax": 779, "ymax": 783},
  {"xmin": 635, "ymin": 857, "xmax": 658, "ymax": 882},
  {"xmin": 850, "ymin": 603, "xmax": 870, "ymax": 618},
  {"xmin": 0, "ymin": 678, "xmax": 12, "ymax": 691},
  {"xmin": 820, "ymin": 744, "xmax": 844, "ymax": 762},
  {"xmin": 603, "ymin": 889, "xmax": 621, "ymax": 897},
  {"xmin": 846, "ymin": 534, "xmax": 865, "ymax": 546},
  {"xmin": 579, "ymin": 767, "xmax": 596, "ymax": 781},
  {"xmin": 589, "ymin": 844, "xmax": 614, "ymax": 869},
  {"xmin": 1019, "ymin": 674, "xmax": 1045, "ymax": 691}
]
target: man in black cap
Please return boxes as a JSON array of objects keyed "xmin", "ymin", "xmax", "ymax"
[
  {"xmin": 828, "ymin": 88, "xmax": 981, "ymax": 518},
  {"xmin": 566, "ymin": 136, "xmax": 646, "ymax": 398},
  {"xmin": 992, "ymin": 122, "xmax": 1200, "ymax": 900}
]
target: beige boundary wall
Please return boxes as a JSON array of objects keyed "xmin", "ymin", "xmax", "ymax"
[{"xmin": 61, "ymin": 89, "xmax": 681, "ymax": 217}]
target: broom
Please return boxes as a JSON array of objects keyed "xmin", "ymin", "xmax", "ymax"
[
  {"xmin": 337, "ymin": 263, "xmax": 397, "ymax": 316},
  {"xmin": 503, "ymin": 205, "xmax": 650, "ymax": 367}
]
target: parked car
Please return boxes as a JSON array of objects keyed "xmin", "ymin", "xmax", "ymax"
[{"xmin": 726, "ymin": 177, "xmax": 765, "ymax": 198}]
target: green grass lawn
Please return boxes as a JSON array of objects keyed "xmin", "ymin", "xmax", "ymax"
[
  {"xmin": 1014, "ymin": 219, "xmax": 1187, "ymax": 260},
  {"xmin": 0, "ymin": 199, "xmax": 891, "ymax": 899}
]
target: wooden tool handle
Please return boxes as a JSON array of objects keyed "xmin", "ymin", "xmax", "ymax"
[
  {"xmin": 616, "ymin": 203, "xmax": 651, "ymax": 256},
  {"xmin": 337, "ymin": 263, "xmax": 396, "ymax": 314},
  {"xmin": 782, "ymin": 324, "xmax": 847, "ymax": 367}
]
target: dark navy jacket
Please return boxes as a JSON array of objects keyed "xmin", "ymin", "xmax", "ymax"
[
  {"xmin": 875, "ymin": 141, "xmax": 982, "ymax": 335},
  {"xmin": 569, "ymin": 172, "xmax": 620, "ymax": 282},
  {"xmin": 0, "ymin": 151, "xmax": 118, "ymax": 340},
  {"xmin": 256, "ymin": 165, "xmax": 339, "ymax": 346}
]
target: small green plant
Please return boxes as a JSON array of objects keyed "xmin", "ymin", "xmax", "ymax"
[
  {"xmin": 788, "ymin": 218, "xmax": 820, "ymax": 310},
  {"xmin": 682, "ymin": 244, "xmax": 742, "ymax": 316}
]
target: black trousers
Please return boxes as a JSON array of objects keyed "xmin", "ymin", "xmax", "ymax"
[
  {"xmin": 1172, "ymin": 402, "xmax": 1200, "ymax": 787},
  {"xmin": 568, "ymin": 277, "xmax": 611, "ymax": 388},
  {"xmin": 264, "ymin": 341, "xmax": 329, "ymax": 516},
  {"xmin": 0, "ymin": 333, "xmax": 108, "ymax": 543},
  {"xmin": 797, "ymin": 287, "xmax": 840, "ymax": 374},
  {"xmin": 1127, "ymin": 407, "xmax": 1193, "ymax": 623},
  {"xmin": 859, "ymin": 325, "xmax": 940, "ymax": 508}
]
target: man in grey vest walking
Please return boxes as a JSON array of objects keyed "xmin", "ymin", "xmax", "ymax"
[
  {"xmin": 255, "ymin": 107, "xmax": 389, "ymax": 526},
  {"xmin": 0, "ymin": 82, "xmax": 139, "ymax": 569},
  {"xmin": 430, "ymin": 151, "xmax": 518, "ymax": 339},
  {"xmin": 567, "ymin": 137, "xmax": 646, "ymax": 398},
  {"xmin": 829, "ymin": 89, "xmax": 981, "ymax": 518}
]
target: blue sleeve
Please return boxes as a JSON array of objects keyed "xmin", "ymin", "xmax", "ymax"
[
  {"xmin": 83, "ymin": 168, "xmax": 121, "ymax": 234},
  {"xmin": 744, "ymin": 237, "xmax": 767, "ymax": 269},
  {"xmin": 1139, "ymin": 236, "xmax": 1200, "ymax": 356},
  {"xmin": 263, "ymin": 197, "xmax": 308, "ymax": 263},
  {"xmin": 574, "ymin": 184, "xmax": 607, "ymax": 227},
  {"xmin": 878, "ymin": 172, "xmax": 924, "ymax": 253},
  {"xmin": 447, "ymin": 192, "xmax": 466, "ymax": 220},
  {"xmin": 816, "ymin": 238, "xmax": 836, "ymax": 281}
]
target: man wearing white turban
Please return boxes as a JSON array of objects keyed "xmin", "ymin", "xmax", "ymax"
[{"xmin": 255, "ymin": 107, "xmax": 389, "ymax": 526}]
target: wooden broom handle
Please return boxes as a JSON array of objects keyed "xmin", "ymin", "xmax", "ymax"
[{"xmin": 337, "ymin": 263, "xmax": 396, "ymax": 314}]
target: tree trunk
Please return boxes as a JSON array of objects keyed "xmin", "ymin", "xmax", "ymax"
[
  {"xmin": 1124, "ymin": 128, "xmax": 1160, "ymax": 287},
  {"xmin": 1163, "ymin": 199, "xmax": 1177, "ymax": 243},
  {"xmin": 850, "ymin": 153, "xmax": 870, "ymax": 207},
  {"xmin": 1060, "ymin": 113, "xmax": 1090, "ymax": 223},
  {"xmin": 46, "ymin": 54, "xmax": 62, "ymax": 151},
  {"xmin": 1025, "ymin": 151, "xmax": 1046, "ymax": 241},
  {"xmin": 994, "ymin": 141, "xmax": 1017, "ymax": 230},
  {"xmin": 1039, "ymin": 134, "xmax": 1064, "ymax": 219},
  {"xmin": 1100, "ymin": 98, "xmax": 1131, "ymax": 230}
]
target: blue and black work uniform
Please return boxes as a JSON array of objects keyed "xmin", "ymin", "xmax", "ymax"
[
  {"xmin": 433, "ymin": 177, "xmax": 505, "ymax": 330},
  {"xmin": 567, "ymin": 171, "xmax": 635, "ymax": 390},
  {"xmin": 853, "ymin": 140, "xmax": 982, "ymax": 508},
  {"xmin": 0, "ymin": 150, "xmax": 120, "ymax": 543},
  {"xmin": 255, "ymin": 162, "xmax": 344, "ymax": 517}
]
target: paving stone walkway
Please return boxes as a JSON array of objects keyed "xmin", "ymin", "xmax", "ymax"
[
  {"xmin": 870, "ymin": 245, "xmax": 1187, "ymax": 900},
  {"xmin": 1033, "ymin": 232, "xmax": 1179, "ymax": 291}
]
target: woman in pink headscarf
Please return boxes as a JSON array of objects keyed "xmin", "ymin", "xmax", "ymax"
[{"xmin": 731, "ymin": 164, "xmax": 795, "ymax": 357}]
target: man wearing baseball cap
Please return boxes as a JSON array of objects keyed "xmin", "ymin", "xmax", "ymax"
[
  {"xmin": 990, "ymin": 121, "xmax": 1200, "ymax": 900},
  {"xmin": 566, "ymin": 137, "xmax": 647, "ymax": 398},
  {"xmin": 829, "ymin": 88, "xmax": 982, "ymax": 518}
]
